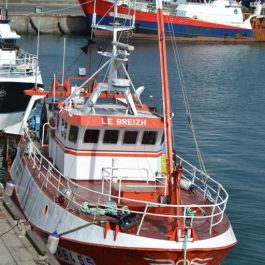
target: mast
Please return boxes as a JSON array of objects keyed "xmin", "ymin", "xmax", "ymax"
[
  {"xmin": 155, "ymin": 0, "xmax": 174, "ymax": 193},
  {"xmin": 155, "ymin": 0, "xmax": 181, "ymax": 226}
]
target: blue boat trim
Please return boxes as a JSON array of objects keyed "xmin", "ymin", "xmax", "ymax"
[{"xmin": 86, "ymin": 14, "xmax": 254, "ymax": 39}]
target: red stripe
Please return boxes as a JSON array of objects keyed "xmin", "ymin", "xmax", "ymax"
[
  {"xmin": 80, "ymin": 0, "xmax": 247, "ymax": 30},
  {"xmin": 64, "ymin": 149, "xmax": 161, "ymax": 157}
]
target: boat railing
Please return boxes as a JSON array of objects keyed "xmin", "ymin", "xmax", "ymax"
[
  {"xmin": 101, "ymin": 167, "xmax": 167, "ymax": 203},
  {"xmin": 18, "ymin": 132, "xmax": 229, "ymax": 238},
  {"xmin": 0, "ymin": 50, "xmax": 39, "ymax": 78},
  {"xmin": 175, "ymin": 154, "xmax": 229, "ymax": 234}
]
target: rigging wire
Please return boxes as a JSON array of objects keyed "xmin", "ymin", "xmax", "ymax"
[{"xmin": 166, "ymin": 16, "xmax": 207, "ymax": 175}]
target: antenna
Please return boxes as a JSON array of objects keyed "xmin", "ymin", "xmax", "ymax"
[
  {"xmin": 62, "ymin": 38, "xmax": 66, "ymax": 85},
  {"xmin": 35, "ymin": 17, "xmax": 41, "ymax": 89}
]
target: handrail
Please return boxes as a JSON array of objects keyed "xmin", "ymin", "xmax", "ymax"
[
  {"xmin": 19, "ymin": 131, "xmax": 229, "ymax": 237},
  {"xmin": 101, "ymin": 167, "xmax": 167, "ymax": 202},
  {"xmin": 0, "ymin": 49, "xmax": 39, "ymax": 78}
]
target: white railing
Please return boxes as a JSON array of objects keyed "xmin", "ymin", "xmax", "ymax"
[
  {"xmin": 17, "ymin": 132, "xmax": 229, "ymax": 239},
  {"xmin": 101, "ymin": 167, "xmax": 167, "ymax": 203},
  {"xmin": 0, "ymin": 50, "xmax": 39, "ymax": 78}
]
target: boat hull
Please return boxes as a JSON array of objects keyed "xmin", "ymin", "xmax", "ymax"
[
  {"xmin": 11, "ymin": 148, "xmax": 237, "ymax": 265},
  {"xmin": 87, "ymin": 15, "xmax": 253, "ymax": 41},
  {"xmin": 55, "ymin": 238, "xmax": 234, "ymax": 265},
  {"xmin": 78, "ymin": 0, "xmax": 263, "ymax": 41},
  {"xmin": 0, "ymin": 80, "xmax": 42, "ymax": 131}
]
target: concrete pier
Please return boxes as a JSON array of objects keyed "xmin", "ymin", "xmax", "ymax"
[
  {"xmin": 0, "ymin": 195, "xmax": 60, "ymax": 265},
  {"xmin": 2, "ymin": 1, "xmax": 90, "ymax": 35},
  {"xmin": 9, "ymin": 14, "xmax": 89, "ymax": 35}
]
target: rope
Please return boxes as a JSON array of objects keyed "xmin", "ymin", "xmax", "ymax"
[
  {"xmin": 80, "ymin": 201, "xmax": 130, "ymax": 216},
  {"xmin": 165, "ymin": 16, "xmax": 208, "ymax": 176},
  {"xmin": 186, "ymin": 207, "xmax": 196, "ymax": 227},
  {"xmin": 0, "ymin": 222, "xmax": 18, "ymax": 238}
]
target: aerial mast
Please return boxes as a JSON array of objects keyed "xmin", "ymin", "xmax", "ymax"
[{"xmin": 155, "ymin": 0, "xmax": 181, "ymax": 225}]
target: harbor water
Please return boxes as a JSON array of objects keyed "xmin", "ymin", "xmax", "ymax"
[{"xmin": 1, "ymin": 34, "xmax": 265, "ymax": 264}]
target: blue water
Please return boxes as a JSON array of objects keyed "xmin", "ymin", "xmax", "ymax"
[{"xmin": 7, "ymin": 35, "xmax": 265, "ymax": 264}]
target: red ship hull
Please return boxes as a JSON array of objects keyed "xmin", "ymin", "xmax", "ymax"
[{"xmin": 78, "ymin": 0, "xmax": 264, "ymax": 41}]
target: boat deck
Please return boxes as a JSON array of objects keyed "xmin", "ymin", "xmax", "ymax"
[{"xmin": 18, "ymin": 143, "xmax": 230, "ymax": 242}]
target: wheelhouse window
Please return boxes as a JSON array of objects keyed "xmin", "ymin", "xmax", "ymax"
[
  {"xmin": 61, "ymin": 119, "xmax": 68, "ymax": 139},
  {"xmin": 142, "ymin": 131, "xmax": 157, "ymax": 145},
  {"xmin": 68, "ymin": 125, "xmax": 79, "ymax": 143},
  {"xmin": 63, "ymin": 122, "xmax": 68, "ymax": 139},
  {"xmin": 160, "ymin": 132, "xmax": 164, "ymax": 145},
  {"xmin": 123, "ymin": 131, "xmax": 138, "ymax": 144},
  {"xmin": 103, "ymin": 130, "xmax": 119, "ymax": 144},
  {"xmin": 61, "ymin": 120, "xmax": 65, "ymax": 137},
  {"xmin": 56, "ymin": 115, "xmax": 60, "ymax": 132},
  {"xmin": 84, "ymin": 129, "xmax": 100, "ymax": 143}
]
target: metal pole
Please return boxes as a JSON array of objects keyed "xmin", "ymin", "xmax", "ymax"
[
  {"xmin": 62, "ymin": 38, "xmax": 66, "ymax": 85},
  {"xmin": 35, "ymin": 17, "xmax": 41, "ymax": 88}
]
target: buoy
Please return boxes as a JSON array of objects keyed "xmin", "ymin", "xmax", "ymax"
[
  {"xmin": 180, "ymin": 179, "xmax": 196, "ymax": 192},
  {"xmin": 46, "ymin": 231, "xmax": 59, "ymax": 254},
  {"xmin": 4, "ymin": 179, "xmax": 15, "ymax": 196}
]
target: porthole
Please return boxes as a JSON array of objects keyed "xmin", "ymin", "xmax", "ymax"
[{"xmin": 43, "ymin": 205, "xmax": 49, "ymax": 216}]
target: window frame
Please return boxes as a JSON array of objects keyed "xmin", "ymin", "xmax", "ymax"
[
  {"xmin": 103, "ymin": 130, "xmax": 119, "ymax": 144},
  {"xmin": 83, "ymin": 129, "xmax": 100, "ymax": 144},
  {"xmin": 123, "ymin": 130, "xmax": 138, "ymax": 144},
  {"xmin": 141, "ymin": 131, "xmax": 157, "ymax": 145},
  {"xmin": 68, "ymin": 125, "xmax": 79, "ymax": 143}
]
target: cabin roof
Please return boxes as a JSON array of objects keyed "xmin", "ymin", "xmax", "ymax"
[{"xmin": 60, "ymin": 104, "xmax": 163, "ymax": 129}]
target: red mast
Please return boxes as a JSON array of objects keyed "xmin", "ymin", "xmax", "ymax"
[{"xmin": 155, "ymin": 0, "xmax": 181, "ymax": 225}]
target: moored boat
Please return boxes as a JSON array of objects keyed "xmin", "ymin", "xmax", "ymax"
[
  {"xmin": 0, "ymin": 6, "xmax": 43, "ymax": 134},
  {"xmin": 79, "ymin": 0, "xmax": 265, "ymax": 41},
  {"xmin": 8, "ymin": 0, "xmax": 236, "ymax": 264}
]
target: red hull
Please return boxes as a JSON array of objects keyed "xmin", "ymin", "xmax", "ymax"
[
  {"xmin": 79, "ymin": 0, "xmax": 244, "ymax": 30},
  {"xmin": 29, "ymin": 223, "xmax": 235, "ymax": 265},
  {"xmin": 78, "ymin": 0, "xmax": 263, "ymax": 41},
  {"xmin": 56, "ymin": 238, "xmax": 235, "ymax": 265},
  {"xmin": 31, "ymin": 225, "xmax": 234, "ymax": 265}
]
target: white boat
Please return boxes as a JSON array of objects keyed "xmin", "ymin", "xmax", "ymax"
[
  {"xmin": 8, "ymin": 0, "xmax": 236, "ymax": 264},
  {"xmin": 0, "ymin": 7, "xmax": 42, "ymax": 134}
]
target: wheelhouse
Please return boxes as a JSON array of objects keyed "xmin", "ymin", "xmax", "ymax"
[{"xmin": 49, "ymin": 109, "xmax": 165, "ymax": 181}]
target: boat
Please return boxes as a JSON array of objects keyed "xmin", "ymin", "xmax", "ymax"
[
  {"xmin": 0, "ymin": 6, "xmax": 42, "ymax": 134},
  {"xmin": 79, "ymin": 0, "xmax": 265, "ymax": 41},
  {"xmin": 7, "ymin": 0, "xmax": 236, "ymax": 264}
]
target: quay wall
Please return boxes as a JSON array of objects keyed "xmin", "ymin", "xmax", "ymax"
[
  {"xmin": 7, "ymin": 0, "xmax": 77, "ymax": 4},
  {"xmin": 9, "ymin": 14, "xmax": 90, "ymax": 35},
  {"xmin": 3, "ymin": 0, "xmax": 89, "ymax": 35}
]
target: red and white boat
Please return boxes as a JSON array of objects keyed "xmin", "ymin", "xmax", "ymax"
[
  {"xmin": 79, "ymin": 0, "xmax": 265, "ymax": 41},
  {"xmin": 9, "ymin": 0, "xmax": 236, "ymax": 264}
]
